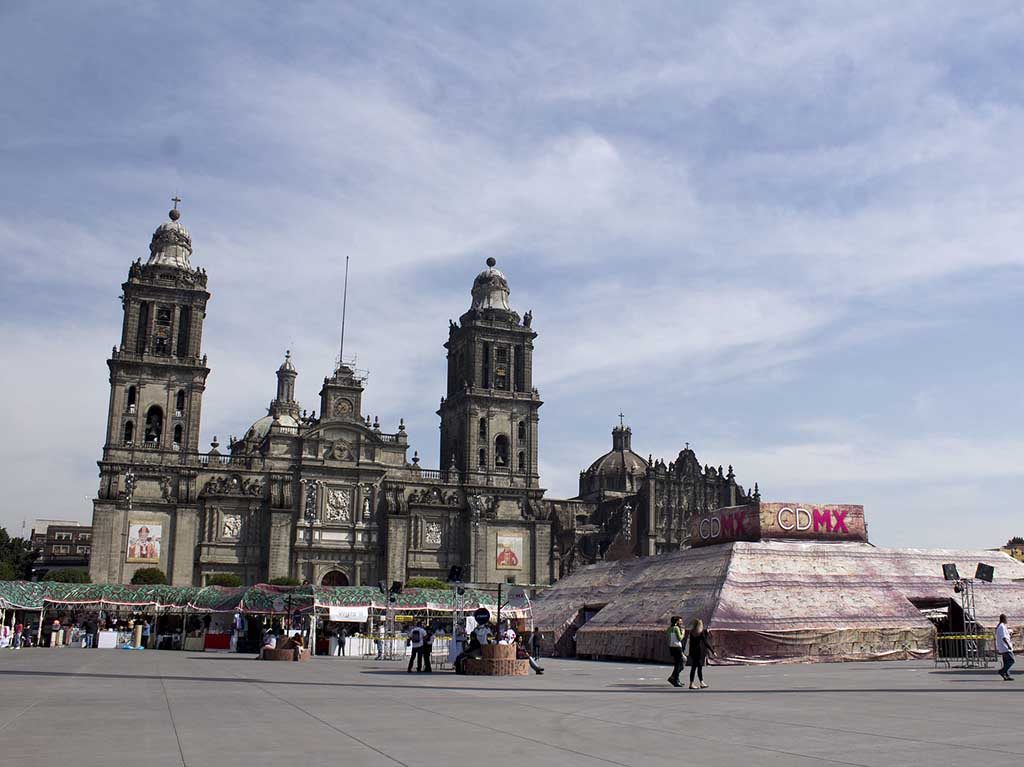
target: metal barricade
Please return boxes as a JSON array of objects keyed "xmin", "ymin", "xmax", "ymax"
[{"xmin": 934, "ymin": 633, "xmax": 994, "ymax": 668}]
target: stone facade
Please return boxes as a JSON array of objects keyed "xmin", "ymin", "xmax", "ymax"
[{"xmin": 90, "ymin": 208, "xmax": 554, "ymax": 588}]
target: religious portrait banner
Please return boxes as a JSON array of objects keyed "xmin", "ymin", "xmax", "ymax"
[
  {"xmin": 495, "ymin": 534, "xmax": 523, "ymax": 570},
  {"xmin": 126, "ymin": 522, "xmax": 162, "ymax": 563}
]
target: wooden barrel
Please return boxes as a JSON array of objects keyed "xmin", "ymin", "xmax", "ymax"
[{"xmin": 482, "ymin": 643, "xmax": 516, "ymax": 661}]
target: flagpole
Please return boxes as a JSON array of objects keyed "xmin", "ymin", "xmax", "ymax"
[{"xmin": 338, "ymin": 256, "xmax": 350, "ymax": 368}]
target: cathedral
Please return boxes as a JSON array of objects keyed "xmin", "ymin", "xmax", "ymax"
[{"xmin": 88, "ymin": 204, "xmax": 754, "ymax": 587}]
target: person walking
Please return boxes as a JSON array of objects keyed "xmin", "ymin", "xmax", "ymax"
[
  {"xmin": 13, "ymin": 621, "xmax": 23, "ymax": 650},
  {"xmin": 407, "ymin": 621, "xmax": 427, "ymax": 673},
  {"xmin": 375, "ymin": 624, "xmax": 385, "ymax": 660},
  {"xmin": 666, "ymin": 616, "xmax": 686, "ymax": 687},
  {"xmin": 686, "ymin": 618, "xmax": 714, "ymax": 689},
  {"xmin": 996, "ymin": 614, "xmax": 1015, "ymax": 681},
  {"xmin": 530, "ymin": 627, "xmax": 542, "ymax": 658},
  {"xmin": 421, "ymin": 625, "xmax": 433, "ymax": 673}
]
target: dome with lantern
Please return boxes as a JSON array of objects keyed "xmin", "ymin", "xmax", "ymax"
[{"xmin": 147, "ymin": 202, "xmax": 193, "ymax": 269}]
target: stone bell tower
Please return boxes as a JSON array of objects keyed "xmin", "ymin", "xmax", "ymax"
[
  {"xmin": 91, "ymin": 199, "xmax": 212, "ymax": 585},
  {"xmin": 102, "ymin": 199, "xmax": 211, "ymax": 458},
  {"xmin": 438, "ymin": 257, "xmax": 542, "ymax": 488}
]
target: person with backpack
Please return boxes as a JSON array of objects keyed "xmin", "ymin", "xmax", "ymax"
[
  {"xmin": 666, "ymin": 616, "xmax": 685, "ymax": 687},
  {"xmin": 406, "ymin": 621, "xmax": 427, "ymax": 673}
]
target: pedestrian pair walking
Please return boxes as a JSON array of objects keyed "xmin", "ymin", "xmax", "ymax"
[{"xmin": 667, "ymin": 616, "xmax": 714, "ymax": 689}]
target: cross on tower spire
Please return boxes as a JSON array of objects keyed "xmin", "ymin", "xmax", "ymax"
[
  {"xmin": 171, "ymin": 195, "xmax": 181, "ymax": 210},
  {"xmin": 618, "ymin": 412, "xmax": 625, "ymax": 428}
]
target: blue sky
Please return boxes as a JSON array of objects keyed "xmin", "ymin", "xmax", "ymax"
[{"xmin": 1, "ymin": 2, "xmax": 1022, "ymax": 549}]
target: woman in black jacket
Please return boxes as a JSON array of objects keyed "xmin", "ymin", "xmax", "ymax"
[{"xmin": 686, "ymin": 619, "xmax": 714, "ymax": 689}]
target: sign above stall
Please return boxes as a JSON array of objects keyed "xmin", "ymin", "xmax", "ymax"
[
  {"xmin": 690, "ymin": 502, "xmax": 868, "ymax": 548},
  {"xmin": 328, "ymin": 606, "xmax": 369, "ymax": 622}
]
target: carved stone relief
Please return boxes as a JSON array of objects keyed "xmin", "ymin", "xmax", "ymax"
[
  {"xmin": 222, "ymin": 513, "xmax": 242, "ymax": 540},
  {"xmin": 424, "ymin": 521, "xmax": 443, "ymax": 547},
  {"xmin": 325, "ymin": 486, "xmax": 352, "ymax": 522}
]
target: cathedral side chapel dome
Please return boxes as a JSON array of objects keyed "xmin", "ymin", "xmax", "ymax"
[
  {"xmin": 148, "ymin": 206, "xmax": 193, "ymax": 269},
  {"xmin": 470, "ymin": 257, "xmax": 512, "ymax": 311},
  {"xmin": 247, "ymin": 413, "xmax": 299, "ymax": 441},
  {"xmin": 585, "ymin": 427, "xmax": 649, "ymax": 476}
]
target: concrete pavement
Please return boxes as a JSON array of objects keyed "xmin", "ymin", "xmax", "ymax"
[{"xmin": 0, "ymin": 649, "xmax": 1021, "ymax": 766}]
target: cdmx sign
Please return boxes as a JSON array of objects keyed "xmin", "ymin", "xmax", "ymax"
[
  {"xmin": 690, "ymin": 502, "xmax": 867, "ymax": 547},
  {"xmin": 774, "ymin": 505, "xmax": 849, "ymax": 533}
]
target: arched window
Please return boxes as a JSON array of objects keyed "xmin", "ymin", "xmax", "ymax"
[
  {"xmin": 518, "ymin": 451, "xmax": 526, "ymax": 472},
  {"xmin": 478, "ymin": 417, "xmax": 487, "ymax": 440},
  {"xmin": 175, "ymin": 390, "xmax": 186, "ymax": 414},
  {"xmin": 123, "ymin": 421, "xmax": 134, "ymax": 445},
  {"xmin": 126, "ymin": 386, "xmax": 137, "ymax": 412},
  {"xmin": 144, "ymin": 405, "xmax": 163, "ymax": 444},
  {"xmin": 478, "ymin": 448, "xmax": 486, "ymax": 468},
  {"xmin": 176, "ymin": 306, "xmax": 191, "ymax": 357},
  {"xmin": 494, "ymin": 435, "xmax": 509, "ymax": 467},
  {"xmin": 517, "ymin": 421, "xmax": 526, "ymax": 441},
  {"xmin": 173, "ymin": 424, "xmax": 183, "ymax": 448}
]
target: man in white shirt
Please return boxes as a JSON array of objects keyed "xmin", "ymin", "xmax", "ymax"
[
  {"xmin": 995, "ymin": 614, "xmax": 1014, "ymax": 681},
  {"xmin": 407, "ymin": 621, "xmax": 427, "ymax": 673}
]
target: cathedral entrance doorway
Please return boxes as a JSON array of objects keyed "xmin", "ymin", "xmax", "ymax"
[{"xmin": 320, "ymin": 570, "xmax": 349, "ymax": 587}]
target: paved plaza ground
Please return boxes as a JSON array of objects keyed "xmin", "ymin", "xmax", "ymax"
[{"xmin": 0, "ymin": 649, "xmax": 1020, "ymax": 766}]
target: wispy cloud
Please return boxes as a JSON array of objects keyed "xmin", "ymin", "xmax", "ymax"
[{"xmin": 0, "ymin": 2, "xmax": 1022, "ymax": 548}]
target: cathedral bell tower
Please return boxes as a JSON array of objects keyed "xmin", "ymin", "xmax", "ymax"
[
  {"xmin": 438, "ymin": 258, "xmax": 542, "ymax": 488},
  {"xmin": 103, "ymin": 201, "xmax": 211, "ymax": 458},
  {"xmin": 91, "ymin": 199, "xmax": 212, "ymax": 585}
]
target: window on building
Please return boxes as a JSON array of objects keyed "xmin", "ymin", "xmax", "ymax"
[
  {"xmin": 518, "ymin": 451, "xmax": 526, "ymax": 472},
  {"xmin": 127, "ymin": 386, "xmax": 137, "ymax": 412},
  {"xmin": 173, "ymin": 424, "xmax": 183, "ymax": 448},
  {"xmin": 495, "ymin": 346, "xmax": 509, "ymax": 390},
  {"xmin": 77, "ymin": 546, "xmax": 89, "ymax": 555},
  {"xmin": 52, "ymin": 545, "xmax": 70, "ymax": 555},
  {"xmin": 478, "ymin": 448, "xmax": 486, "ymax": 467},
  {"xmin": 123, "ymin": 421, "xmax": 134, "ymax": 445},
  {"xmin": 144, "ymin": 405, "xmax": 163, "ymax": 444},
  {"xmin": 175, "ymin": 389, "xmax": 186, "ymax": 415},
  {"xmin": 517, "ymin": 421, "xmax": 526, "ymax": 441},
  {"xmin": 153, "ymin": 305, "xmax": 173, "ymax": 355},
  {"xmin": 54, "ymin": 532, "xmax": 73, "ymax": 541},
  {"xmin": 478, "ymin": 417, "xmax": 487, "ymax": 440},
  {"xmin": 78, "ymin": 533, "xmax": 91, "ymax": 541},
  {"xmin": 176, "ymin": 306, "xmax": 191, "ymax": 357},
  {"xmin": 494, "ymin": 435, "xmax": 509, "ymax": 467},
  {"xmin": 136, "ymin": 302, "xmax": 150, "ymax": 353},
  {"xmin": 514, "ymin": 345, "xmax": 525, "ymax": 391},
  {"xmin": 481, "ymin": 342, "xmax": 491, "ymax": 387}
]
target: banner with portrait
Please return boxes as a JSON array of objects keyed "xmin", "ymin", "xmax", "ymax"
[
  {"xmin": 495, "ymin": 534, "xmax": 523, "ymax": 570},
  {"xmin": 126, "ymin": 522, "xmax": 162, "ymax": 563}
]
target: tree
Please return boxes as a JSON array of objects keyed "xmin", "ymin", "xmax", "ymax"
[
  {"xmin": 0, "ymin": 527, "xmax": 35, "ymax": 581},
  {"xmin": 131, "ymin": 567, "xmax": 167, "ymax": 585},
  {"xmin": 1007, "ymin": 536, "xmax": 1024, "ymax": 546},
  {"xmin": 46, "ymin": 568, "xmax": 91, "ymax": 583},
  {"xmin": 268, "ymin": 576, "xmax": 301, "ymax": 586},
  {"xmin": 405, "ymin": 576, "xmax": 450, "ymax": 590},
  {"xmin": 207, "ymin": 573, "xmax": 243, "ymax": 587}
]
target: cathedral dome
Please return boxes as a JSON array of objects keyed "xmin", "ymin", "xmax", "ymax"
[
  {"xmin": 470, "ymin": 257, "xmax": 512, "ymax": 311},
  {"xmin": 585, "ymin": 438, "xmax": 649, "ymax": 475},
  {"xmin": 148, "ymin": 206, "xmax": 193, "ymax": 269},
  {"xmin": 247, "ymin": 413, "xmax": 299, "ymax": 441},
  {"xmin": 579, "ymin": 424, "xmax": 649, "ymax": 499}
]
